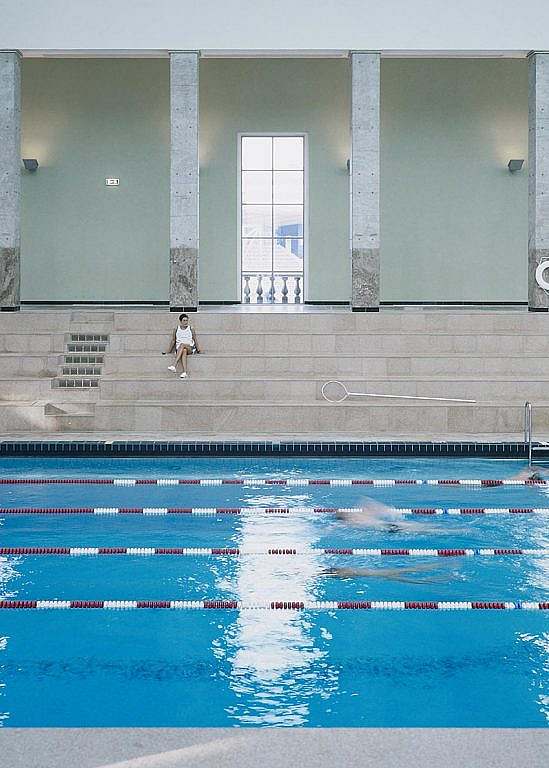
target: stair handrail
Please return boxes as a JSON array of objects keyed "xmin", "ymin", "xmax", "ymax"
[{"xmin": 524, "ymin": 401, "xmax": 533, "ymax": 467}]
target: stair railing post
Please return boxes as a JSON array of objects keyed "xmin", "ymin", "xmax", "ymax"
[{"xmin": 524, "ymin": 401, "xmax": 533, "ymax": 467}]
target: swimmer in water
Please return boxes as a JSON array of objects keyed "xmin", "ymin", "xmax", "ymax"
[
  {"xmin": 507, "ymin": 467, "xmax": 546, "ymax": 483},
  {"xmin": 335, "ymin": 498, "xmax": 442, "ymax": 533},
  {"xmin": 322, "ymin": 562, "xmax": 450, "ymax": 584}
]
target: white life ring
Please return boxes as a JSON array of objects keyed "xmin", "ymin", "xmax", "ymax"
[{"xmin": 535, "ymin": 260, "xmax": 549, "ymax": 291}]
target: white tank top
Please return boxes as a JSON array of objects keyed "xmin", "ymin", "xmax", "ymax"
[{"xmin": 176, "ymin": 325, "xmax": 194, "ymax": 347}]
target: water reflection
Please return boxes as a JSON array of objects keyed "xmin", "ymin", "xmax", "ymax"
[
  {"xmin": 521, "ymin": 501, "xmax": 549, "ymax": 595},
  {"xmin": 517, "ymin": 631, "xmax": 549, "ymax": 723},
  {"xmin": 213, "ymin": 500, "xmax": 338, "ymax": 725},
  {"xmin": 0, "ymin": 555, "xmax": 19, "ymax": 598},
  {"xmin": 0, "ymin": 558, "xmax": 18, "ymax": 727}
]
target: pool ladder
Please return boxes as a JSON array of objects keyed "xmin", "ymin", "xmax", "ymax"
[{"xmin": 524, "ymin": 401, "xmax": 549, "ymax": 466}]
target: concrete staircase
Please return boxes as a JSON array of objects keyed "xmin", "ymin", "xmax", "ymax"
[{"xmin": 0, "ymin": 309, "xmax": 548, "ymax": 439}]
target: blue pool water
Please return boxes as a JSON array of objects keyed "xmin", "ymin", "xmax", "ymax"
[{"xmin": 0, "ymin": 457, "xmax": 547, "ymax": 727}]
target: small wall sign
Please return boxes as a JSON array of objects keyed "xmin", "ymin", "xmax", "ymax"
[{"xmin": 105, "ymin": 178, "xmax": 120, "ymax": 186}]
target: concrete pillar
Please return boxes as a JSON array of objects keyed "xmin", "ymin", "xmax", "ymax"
[
  {"xmin": 528, "ymin": 52, "xmax": 549, "ymax": 311},
  {"xmin": 169, "ymin": 51, "xmax": 199, "ymax": 311},
  {"xmin": 351, "ymin": 51, "xmax": 380, "ymax": 311},
  {"xmin": 0, "ymin": 51, "xmax": 21, "ymax": 311}
]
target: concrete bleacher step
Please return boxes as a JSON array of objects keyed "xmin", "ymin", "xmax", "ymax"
[
  {"xmin": 1, "ymin": 309, "xmax": 548, "ymax": 335},
  {"xmin": 96, "ymin": 376, "xmax": 549, "ymax": 402},
  {"xmin": 1, "ymin": 372, "xmax": 548, "ymax": 404},
  {"xmin": 0, "ymin": 378, "xmax": 97, "ymax": 401},
  {"xmin": 100, "ymin": 352, "xmax": 549, "ymax": 377},
  {"xmin": 1, "ymin": 350, "xmax": 548, "ymax": 379},
  {"xmin": 0, "ymin": 399, "xmax": 546, "ymax": 434},
  {"xmin": 33, "ymin": 400, "xmax": 549, "ymax": 434},
  {"xmin": 106, "ymin": 331, "xmax": 549, "ymax": 355},
  {"xmin": 1, "ymin": 309, "xmax": 548, "ymax": 437},
  {"xmin": 0, "ymin": 354, "xmax": 60, "ymax": 376}
]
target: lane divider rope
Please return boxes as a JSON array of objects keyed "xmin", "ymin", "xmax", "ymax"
[
  {"xmin": 2, "ymin": 506, "xmax": 549, "ymax": 515},
  {"xmin": 0, "ymin": 599, "xmax": 547, "ymax": 611},
  {"xmin": 1, "ymin": 547, "xmax": 547, "ymax": 557},
  {"xmin": 0, "ymin": 478, "xmax": 546, "ymax": 487}
]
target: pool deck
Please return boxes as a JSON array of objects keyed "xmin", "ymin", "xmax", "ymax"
[
  {"xmin": 0, "ymin": 431, "xmax": 546, "ymax": 443},
  {"xmin": 1, "ymin": 728, "xmax": 547, "ymax": 768}
]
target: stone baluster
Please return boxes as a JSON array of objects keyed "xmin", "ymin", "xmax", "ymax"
[
  {"xmin": 243, "ymin": 274, "xmax": 251, "ymax": 303},
  {"xmin": 294, "ymin": 276, "xmax": 301, "ymax": 303},
  {"xmin": 268, "ymin": 274, "xmax": 275, "ymax": 303},
  {"xmin": 256, "ymin": 274, "xmax": 264, "ymax": 303},
  {"xmin": 281, "ymin": 276, "xmax": 289, "ymax": 303}
]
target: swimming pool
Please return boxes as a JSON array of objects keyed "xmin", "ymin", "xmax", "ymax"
[{"xmin": 0, "ymin": 457, "xmax": 547, "ymax": 727}]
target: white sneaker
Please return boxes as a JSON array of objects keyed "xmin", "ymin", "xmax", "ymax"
[
  {"xmin": 168, "ymin": 365, "xmax": 176, "ymax": 372},
  {"xmin": 180, "ymin": 372, "xmax": 187, "ymax": 379}
]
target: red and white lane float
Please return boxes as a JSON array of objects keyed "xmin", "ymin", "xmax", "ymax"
[
  {"xmin": 0, "ymin": 478, "xmax": 546, "ymax": 486},
  {"xmin": 1, "ymin": 547, "xmax": 547, "ymax": 557},
  {"xmin": 0, "ymin": 599, "xmax": 547, "ymax": 611},
  {"xmin": 2, "ymin": 506, "xmax": 549, "ymax": 515}
]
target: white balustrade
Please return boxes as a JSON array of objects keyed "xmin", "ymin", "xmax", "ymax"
[{"xmin": 242, "ymin": 273, "xmax": 303, "ymax": 304}]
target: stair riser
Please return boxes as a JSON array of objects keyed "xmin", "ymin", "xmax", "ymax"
[
  {"xmin": 0, "ymin": 380, "xmax": 99, "ymax": 401},
  {"xmin": 1, "ymin": 311, "xmax": 549, "ymax": 336},
  {"xmin": 34, "ymin": 403, "xmax": 548, "ymax": 434},
  {"xmin": 102, "ymin": 355, "xmax": 549, "ymax": 377},
  {"xmin": 110, "ymin": 313, "xmax": 549, "ymax": 334},
  {"xmin": 3, "ymin": 329, "xmax": 549, "ymax": 354},
  {"xmin": 1, "ymin": 350, "xmax": 547, "ymax": 378},
  {"xmin": 98, "ymin": 379, "xmax": 549, "ymax": 402},
  {"xmin": 0, "ymin": 335, "xmax": 66, "ymax": 353},
  {"xmin": 0, "ymin": 356, "xmax": 60, "ymax": 375},
  {"xmin": 107, "ymin": 333, "xmax": 549, "ymax": 355}
]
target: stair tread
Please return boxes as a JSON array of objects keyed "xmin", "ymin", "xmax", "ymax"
[
  {"xmin": 1, "ymin": 350, "xmax": 549, "ymax": 358},
  {"xmin": 2, "ymin": 374, "xmax": 549, "ymax": 382},
  {"xmin": 37, "ymin": 399, "xmax": 549, "ymax": 408},
  {"xmin": 3, "ymin": 398, "xmax": 546, "ymax": 407},
  {"xmin": 3, "ymin": 328, "xmax": 549, "ymax": 336}
]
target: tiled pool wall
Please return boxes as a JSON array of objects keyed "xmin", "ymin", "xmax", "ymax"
[{"xmin": 0, "ymin": 441, "xmax": 535, "ymax": 458}]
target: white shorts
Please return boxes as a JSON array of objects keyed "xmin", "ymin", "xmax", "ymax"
[{"xmin": 176, "ymin": 342, "xmax": 195, "ymax": 353}]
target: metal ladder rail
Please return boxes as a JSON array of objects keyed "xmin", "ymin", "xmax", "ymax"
[
  {"xmin": 524, "ymin": 401, "xmax": 533, "ymax": 467},
  {"xmin": 526, "ymin": 401, "xmax": 549, "ymax": 466}
]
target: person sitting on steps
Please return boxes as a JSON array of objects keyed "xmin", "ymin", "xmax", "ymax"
[{"xmin": 164, "ymin": 313, "xmax": 201, "ymax": 379}]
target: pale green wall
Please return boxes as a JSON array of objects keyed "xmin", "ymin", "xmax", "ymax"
[
  {"xmin": 21, "ymin": 59, "xmax": 170, "ymax": 301},
  {"xmin": 381, "ymin": 58, "xmax": 528, "ymax": 302},
  {"xmin": 198, "ymin": 58, "xmax": 351, "ymax": 302},
  {"xmin": 19, "ymin": 57, "xmax": 528, "ymax": 303}
]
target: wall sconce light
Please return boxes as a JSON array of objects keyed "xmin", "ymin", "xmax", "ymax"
[
  {"xmin": 507, "ymin": 159, "xmax": 524, "ymax": 173},
  {"xmin": 22, "ymin": 158, "xmax": 39, "ymax": 172},
  {"xmin": 346, "ymin": 159, "xmax": 351, "ymax": 173}
]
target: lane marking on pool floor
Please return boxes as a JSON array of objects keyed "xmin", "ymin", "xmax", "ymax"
[
  {"xmin": 0, "ymin": 599, "xmax": 547, "ymax": 611},
  {"xmin": 0, "ymin": 478, "xmax": 547, "ymax": 487},
  {"xmin": 1, "ymin": 547, "xmax": 547, "ymax": 557},
  {"xmin": 2, "ymin": 506, "xmax": 549, "ymax": 516}
]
